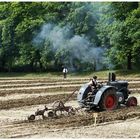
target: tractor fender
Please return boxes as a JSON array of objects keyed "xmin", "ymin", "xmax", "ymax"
[
  {"xmin": 77, "ymin": 83, "xmax": 89, "ymax": 102},
  {"xmin": 93, "ymin": 86, "xmax": 116, "ymax": 105}
]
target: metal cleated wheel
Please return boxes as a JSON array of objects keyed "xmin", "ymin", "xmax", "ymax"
[
  {"xmin": 126, "ymin": 96, "xmax": 137, "ymax": 107},
  {"xmin": 28, "ymin": 114, "xmax": 35, "ymax": 121},
  {"xmin": 48, "ymin": 111, "xmax": 55, "ymax": 118},
  {"xmin": 99, "ymin": 88, "xmax": 118, "ymax": 111},
  {"xmin": 52, "ymin": 100, "xmax": 65, "ymax": 110}
]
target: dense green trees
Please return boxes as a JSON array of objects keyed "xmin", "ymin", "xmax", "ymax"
[
  {"xmin": 97, "ymin": 2, "xmax": 140, "ymax": 70},
  {"xmin": 0, "ymin": 2, "xmax": 139, "ymax": 72}
]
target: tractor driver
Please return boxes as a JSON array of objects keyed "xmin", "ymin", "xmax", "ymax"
[{"xmin": 88, "ymin": 76, "xmax": 98, "ymax": 93}]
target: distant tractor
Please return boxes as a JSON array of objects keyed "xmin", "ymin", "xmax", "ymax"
[{"xmin": 77, "ymin": 73, "xmax": 138, "ymax": 111}]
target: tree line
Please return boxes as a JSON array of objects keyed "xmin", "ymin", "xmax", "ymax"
[{"xmin": 0, "ymin": 2, "xmax": 139, "ymax": 72}]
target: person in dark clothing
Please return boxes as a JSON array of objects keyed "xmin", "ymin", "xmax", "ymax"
[{"xmin": 88, "ymin": 76, "xmax": 98, "ymax": 92}]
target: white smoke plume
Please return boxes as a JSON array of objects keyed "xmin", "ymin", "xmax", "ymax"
[{"xmin": 33, "ymin": 23, "xmax": 106, "ymax": 71}]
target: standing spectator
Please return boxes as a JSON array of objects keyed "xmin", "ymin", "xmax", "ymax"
[{"xmin": 63, "ymin": 67, "xmax": 68, "ymax": 78}]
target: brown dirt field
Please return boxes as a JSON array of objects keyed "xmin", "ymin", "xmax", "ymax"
[
  {"xmin": 0, "ymin": 77, "xmax": 140, "ymax": 138},
  {"xmin": 1, "ymin": 106, "xmax": 140, "ymax": 138},
  {"xmin": 0, "ymin": 78, "xmax": 139, "ymax": 99},
  {"xmin": 0, "ymin": 86, "xmax": 79, "ymax": 96},
  {"xmin": 0, "ymin": 94, "xmax": 76, "ymax": 110},
  {"xmin": 0, "ymin": 91, "xmax": 72, "ymax": 101}
]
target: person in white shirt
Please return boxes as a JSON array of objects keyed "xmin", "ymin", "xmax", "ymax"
[{"xmin": 63, "ymin": 67, "xmax": 68, "ymax": 78}]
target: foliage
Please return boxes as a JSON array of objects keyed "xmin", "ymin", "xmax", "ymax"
[
  {"xmin": 0, "ymin": 2, "xmax": 139, "ymax": 72},
  {"xmin": 63, "ymin": 2, "xmax": 99, "ymax": 44},
  {"xmin": 96, "ymin": 2, "xmax": 140, "ymax": 70}
]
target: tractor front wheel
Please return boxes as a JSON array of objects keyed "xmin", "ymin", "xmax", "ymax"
[
  {"xmin": 99, "ymin": 88, "xmax": 118, "ymax": 111},
  {"xmin": 126, "ymin": 96, "xmax": 137, "ymax": 107}
]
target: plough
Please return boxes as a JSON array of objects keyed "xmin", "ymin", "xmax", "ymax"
[{"xmin": 28, "ymin": 89, "xmax": 78, "ymax": 121}]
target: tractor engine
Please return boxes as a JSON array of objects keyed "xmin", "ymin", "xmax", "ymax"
[
  {"xmin": 107, "ymin": 73, "xmax": 129, "ymax": 104},
  {"xmin": 77, "ymin": 73, "xmax": 137, "ymax": 111}
]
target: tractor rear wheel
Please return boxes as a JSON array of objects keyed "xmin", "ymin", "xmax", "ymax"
[
  {"xmin": 126, "ymin": 96, "xmax": 137, "ymax": 107},
  {"xmin": 99, "ymin": 88, "xmax": 118, "ymax": 111}
]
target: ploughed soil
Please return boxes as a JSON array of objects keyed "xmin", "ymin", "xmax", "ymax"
[{"xmin": 0, "ymin": 77, "xmax": 140, "ymax": 138}]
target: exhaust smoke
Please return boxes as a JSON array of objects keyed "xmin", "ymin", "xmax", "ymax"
[{"xmin": 33, "ymin": 23, "xmax": 107, "ymax": 71}]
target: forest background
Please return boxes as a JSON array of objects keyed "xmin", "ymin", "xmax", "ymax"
[{"xmin": 0, "ymin": 2, "xmax": 139, "ymax": 72}]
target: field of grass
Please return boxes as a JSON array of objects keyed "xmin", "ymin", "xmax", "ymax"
[{"xmin": 0, "ymin": 70, "xmax": 140, "ymax": 78}]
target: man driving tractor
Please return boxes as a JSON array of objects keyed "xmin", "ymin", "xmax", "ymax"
[{"xmin": 88, "ymin": 76, "xmax": 99, "ymax": 93}]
